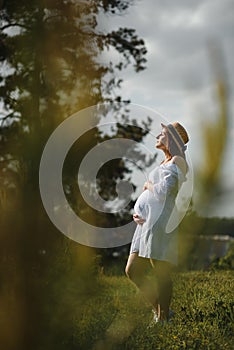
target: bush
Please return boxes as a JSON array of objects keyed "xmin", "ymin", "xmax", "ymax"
[{"xmin": 210, "ymin": 242, "xmax": 234, "ymax": 270}]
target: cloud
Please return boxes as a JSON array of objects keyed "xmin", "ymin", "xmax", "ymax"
[{"xmin": 103, "ymin": 0, "xmax": 234, "ymax": 95}]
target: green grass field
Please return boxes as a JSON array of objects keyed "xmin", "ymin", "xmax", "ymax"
[{"xmin": 42, "ymin": 268, "xmax": 234, "ymax": 350}]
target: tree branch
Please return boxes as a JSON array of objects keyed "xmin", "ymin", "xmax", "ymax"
[
  {"xmin": 0, "ymin": 23, "xmax": 31, "ymax": 31},
  {"xmin": 0, "ymin": 113, "xmax": 19, "ymax": 125}
]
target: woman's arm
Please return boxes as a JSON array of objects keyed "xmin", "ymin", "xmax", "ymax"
[
  {"xmin": 171, "ymin": 155, "xmax": 188, "ymax": 175},
  {"xmin": 143, "ymin": 170, "xmax": 178, "ymax": 201}
]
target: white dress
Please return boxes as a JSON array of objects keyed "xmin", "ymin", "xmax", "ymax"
[{"xmin": 130, "ymin": 162, "xmax": 186, "ymax": 265}]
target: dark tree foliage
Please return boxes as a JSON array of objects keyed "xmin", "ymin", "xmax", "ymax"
[
  {"xmin": 0, "ymin": 1, "xmax": 151, "ymax": 348},
  {"xmin": 0, "ymin": 0, "xmax": 149, "ymax": 213}
]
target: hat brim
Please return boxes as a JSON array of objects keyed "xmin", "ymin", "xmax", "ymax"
[{"xmin": 161, "ymin": 122, "xmax": 168, "ymax": 129}]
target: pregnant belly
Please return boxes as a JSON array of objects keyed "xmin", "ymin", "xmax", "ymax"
[
  {"xmin": 135, "ymin": 189, "xmax": 159, "ymax": 206},
  {"xmin": 134, "ymin": 190, "xmax": 164, "ymax": 223}
]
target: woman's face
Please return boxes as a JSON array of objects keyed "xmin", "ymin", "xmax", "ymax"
[{"xmin": 156, "ymin": 127, "xmax": 168, "ymax": 150}]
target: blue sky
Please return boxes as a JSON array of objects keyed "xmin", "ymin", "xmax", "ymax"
[{"xmin": 99, "ymin": 0, "xmax": 234, "ymax": 217}]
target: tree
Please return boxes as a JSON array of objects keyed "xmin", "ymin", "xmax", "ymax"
[
  {"xmin": 0, "ymin": 1, "xmax": 151, "ymax": 348},
  {"xmin": 0, "ymin": 0, "xmax": 150, "ymax": 232}
]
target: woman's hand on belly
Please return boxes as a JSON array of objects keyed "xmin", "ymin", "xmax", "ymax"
[
  {"xmin": 133, "ymin": 213, "xmax": 145, "ymax": 225},
  {"xmin": 143, "ymin": 180, "xmax": 153, "ymax": 192}
]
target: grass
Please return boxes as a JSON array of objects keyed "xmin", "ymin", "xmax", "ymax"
[{"xmin": 40, "ymin": 268, "xmax": 234, "ymax": 350}]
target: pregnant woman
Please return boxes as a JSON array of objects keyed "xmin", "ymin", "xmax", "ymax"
[{"xmin": 125, "ymin": 121, "xmax": 189, "ymax": 324}]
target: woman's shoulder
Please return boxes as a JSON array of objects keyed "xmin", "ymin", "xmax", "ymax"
[{"xmin": 171, "ymin": 156, "xmax": 188, "ymax": 174}]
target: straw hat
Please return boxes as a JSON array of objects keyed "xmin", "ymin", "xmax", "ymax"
[
  {"xmin": 161, "ymin": 121, "xmax": 189, "ymax": 153},
  {"xmin": 171, "ymin": 122, "xmax": 189, "ymax": 144}
]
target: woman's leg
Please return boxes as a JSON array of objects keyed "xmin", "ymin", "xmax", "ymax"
[
  {"xmin": 125, "ymin": 253, "xmax": 159, "ymax": 310},
  {"xmin": 150, "ymin": 259, "xmax": 173, "ymax": 321}
]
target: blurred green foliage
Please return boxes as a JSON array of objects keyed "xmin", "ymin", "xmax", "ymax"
[
  {"xmin": 197, "ymin": 44, "xmax": 229, "ymax": 209},
  {"xmin": 178, "ymin": 47, "xmax": 231, "ymax": 270}
]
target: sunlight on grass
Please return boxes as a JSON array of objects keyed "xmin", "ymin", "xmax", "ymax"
[
  {"xmin": 58, "ymin": 270, "xmax": 234, "ymax": 349},
  {"xmin": 32, "ymin": 265, "xmax": 233, "ymax": 349}
]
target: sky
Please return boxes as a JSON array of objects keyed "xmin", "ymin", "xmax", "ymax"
[{"xmin": 99, "ymin": 0, "xmax": 234, "ymax": 218}]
